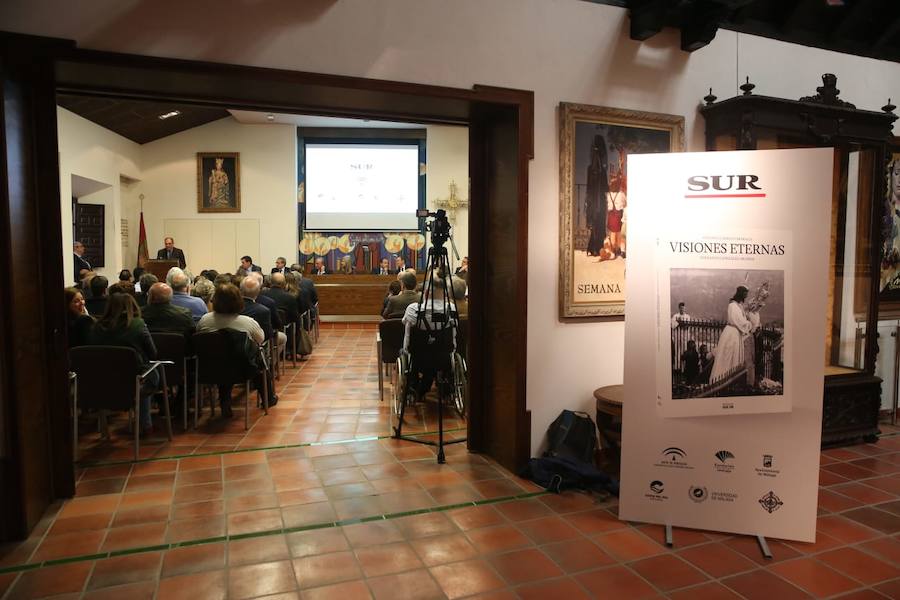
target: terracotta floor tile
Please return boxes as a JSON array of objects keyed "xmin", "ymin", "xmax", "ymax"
[
  {"xmin": 356, "ymin": 541, "xmax": 424, "ymax": 577},
  {"xmin": 177, "ymin": 468, "xmax": 222, "ymax": 486},
  {"xmin": 87, "ymin": 551, "xmax": 162, "ymax": 590},
  {"xmin": 161, "ymin": 541, "xmax": 226, "ymax": 578},
  {"xmin": 293, "ymin": 550, "xmax": 362, "ymax": 589},
  {"xmin": 818, "ymin": 488, "xmax": 865, "ymax": 513},
  {"xmin": 630, "ymin": 553, "xmax": 709, "ymax": 591},
  {"xmin": 410, "ymin": 533, "xmax": 477, "ymax": 566},
  {"xmin": 394, "ymin": 512, "xmax": 458, "ymax": 539},
  {"xmin": 515, "ymin": 515, "xmax": 581, "ymax": 545},
  {"xmin": 228, "ymin": 534, "xmax": 291, "ymax": 566},
  {"xmin": 225, "ymin": 462, "xmax": 271, "ymax": 481},
  {"xmin": 300, "ymin": 580, "xmax": 372, "ymax": 600},
  {"xmin": 429, "ymin": 559, "xmax": 506, "ymax": 599},
  {"xmin": 120, "ymin": 488, "xmax": 174, "ymax": 508},
  {"xmin": 593, "ymin": 527, "xmax": 665, "ymax": 562},
  {"xmin": 81, "ymin": 464, "xmax": 133, "ymax": 480},
  {"xmin": 226, "ymin": 492, "xmax": 279, "ymax": 513},
  {"xmin": 0, "ymin": 572, "xmax": 17, "ymax": 598},
  {"xmin": 101, "ymin": 521, "xmax": 167, "ymax": 551},
  {"xmin": 843, "ymin": 506, "xmax": 900, "ymax": 533},
  {"xmin": 32, "ymin": 529, "xmax": 105, "ymax": 561},
  {"xmin": 179, "ymin": 455, "xmax": 223, "ymax": 471},
  {"xmin": 667, "ymin": 582, "xmax": 744, "ymax": 600},
  {"xmin": 367, "ymin": 569, "xmax": 445, "ymax": 600},
  {"xmin": 76, "ymin": 477, "xmax": 127, "ymax": 496},
  {"xmin": 166, "ymin": 515, "xmax": 226, "ymax": 543},
  {"xmin": 465, "ymin": 524, "xmax": 532, "ymax": 554},
  {"xmin": 540, "ymin": 537, "xmax": 615, "ymax": 573},
  {"xmin": 494, "ymin": 499, "xmax": 552, "ymax": 522},
  {"xmin": 537, "ymin": 491, "xmax": 599, "ymax": 514},
  {"xmin": 447, "ymin": 505, "xmax": 505, "ymax": 531},
  {"xmin": 47, "ymin": 512, "xmax": 112, "ymax": 536},
  {"xmin": 82, "ymin": 580, "xmax": 156, "ymax": 600},
  {"xmin": 563, "ymin": 508, "xmax": 628, "ymax": 534},
  {"xmin": 286, "ymin": 528, "xmax": 349, "ymax": 558},
  {"xmin": 875, "ymin": 578, "xmax": 900, "ymax": 598},
  {"xmin": 170, "ymin": 499, "xmax": 224, "ymax": 520},
  {"xmin": 228, "ymin": 559, "xmax": 298, "ymax": 599},
  {"xmin": 721, "ymin": 569, "xmax": 812, "ymax": 600},
  {"xmin": 677, "ymin": 541, "xmax": 757, "ymax": 578},
  {"xmin": 57, "ymin": 493, "xmax": 120, "ymax": 519},
  {"xmin": 861, "ymin": 535, "xmax": 900, "ymax": 564},
  {"xmin": 831, "ymin": 482, "xmax": 897, "ymax": 505},
  {"xmin": 157, "ymin": 569, "xmax": 227, "ymax": 600},
  {"xmin": 817, "ymin": 514, "xmax": 882, "ymax": 543},
  {"xmin": 8, "ymin": 562, "xmax": 93, "ymax": 599},
  {"xmin": 279, "ymin": 487, "xmax": 329, "ymax": 507},
  {"xmin": 132, "ymin": 460, "xmax": 178, "ymax": 476},
  {"xmin": 112, "ymin": 503, "xmax": 170, "ymax": 527},
  {"xmin": 282, "ymin": 501, "xmax": 337, "ymax": 529},
  {"xmin": 173, "ymin": 482, "xmax": 223, "ymax": 504},
  {"xmin": 783, "ymin": 530, "xmax": 844, "ymax": 554},
  {"xmin": 722, "ymin": 534, "xmax": 802, "ymax": 564},
  {"xmin": 125, "ymin": 472, "xmax": 176, "ymax": 492},
  {"xmin": 769, "ymin": 556, "xmax": 860, "ymax": 597},
  {"xmin": 515, "ymin": 576, "xmax": 592, "ymax": 600},
  {"xmin": 817, "ymin": 546, "xmax": 900, "ymax": 584},
  {"xmin": 575, "ymin": 565, "xmax": 658, "ymax": 599},
  {"xmin": 343, "ymin": 520, "xmax": 404, "ymax": 547},
  {"xmin": 488, "ymin": 548, "xmax": 562, "ymax": 585},
  {"xmin": 228, "ymin": 508, "xmax": 283, "ymax": 535}
]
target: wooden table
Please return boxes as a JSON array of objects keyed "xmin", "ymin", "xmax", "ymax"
[
  {"xmin": 594, "ymin": 384, "xmax": 623, "ymax": 474},
  {"xmin": 311, "ymin": 274, "xmax": 423, "ymax": 317}
]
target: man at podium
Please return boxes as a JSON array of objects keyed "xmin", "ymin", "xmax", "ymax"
[{"xmin": 156, "ymin": 237, "xmax": 186, "ymax": 269}]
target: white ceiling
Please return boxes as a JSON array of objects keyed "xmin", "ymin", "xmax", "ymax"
[{"xmin": 227, "ymin": 110, "xmax": 426, "ymax": 129}]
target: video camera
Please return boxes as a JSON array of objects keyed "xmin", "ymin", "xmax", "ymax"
[{"xmin": 416, "ymin": 208, "xmax": 452, "ymax": 248}]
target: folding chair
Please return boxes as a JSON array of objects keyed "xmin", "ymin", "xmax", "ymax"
[
  {"xmin": 376, "ymin": 318, "xmax": 405, "ymax": 401},
  {"xmin": 151, "ymin": 332, "xmax": 197, "ymax": 430},
  {"xmin": 277, "ymin": 308, "xmax": 296, "ymax": 369}
]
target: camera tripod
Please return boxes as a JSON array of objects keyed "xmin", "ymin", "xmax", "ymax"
[{"xmin": 392, "ymin": 239, "xmax": 467, "ymax": 464}]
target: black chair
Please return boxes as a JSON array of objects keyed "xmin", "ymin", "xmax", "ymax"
[
  {"xmin": 192, "ymin": 330, "xmax": 268, "ymax": 430},
  {"xmin": 151, "ymin": 332, "xmax": 197, "ymax": 430},
  {"xmin": 376, "ymin": 318, "xmax": 405, "ymax": 402},
  {"xmin": 276, "ymin": 308, "xmax": 296, "ymax": 369},
  {"xmin": 70, "ymin": 346, "xmax": 173, "ymax": 461}
]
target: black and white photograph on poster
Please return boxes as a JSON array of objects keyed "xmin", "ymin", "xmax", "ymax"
[
  {"xmin": 670, "ymin": 268, "xmax": 785, "ymax": 400},
  {"xmin": 656, "ymin": 230, "xmax": 793, "ymax": 418}
]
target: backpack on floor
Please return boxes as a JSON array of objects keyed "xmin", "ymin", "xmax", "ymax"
[
  {"xmin": 520, "ymin": 455, "xmax": 619, "ymax": 496},
  {"xmin": 544, "ymin": 410, "xmax": 598, "ymax": 464}
]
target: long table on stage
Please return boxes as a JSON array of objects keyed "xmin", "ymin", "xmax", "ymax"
[{"xmin": 311, "ymin": 274, "xmax": 417, "ymax": 317}]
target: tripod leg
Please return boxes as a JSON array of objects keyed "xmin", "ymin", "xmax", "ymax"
[
  {"xmin": 394, "ymin": 377, "xmax": 407, "ymax": 438},
  {"xmin": 437, "ymin": 372, "xmax": 446, "ymax": 464}
]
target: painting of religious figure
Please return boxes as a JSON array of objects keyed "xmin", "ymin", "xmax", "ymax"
[
  {"xmin": 880, "ymin": 143, "xmax": 900, "ymax": 300},
  {"xmin": 197, "ymin": 152, "xmax": 241, "ymax": 213},
  {"xmin": 559, "ymin": 103, "xmax": 684, "ymax": 318}
]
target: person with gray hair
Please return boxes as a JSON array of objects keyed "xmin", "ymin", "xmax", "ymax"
[
  {"xmin": 383, "ymin": 270, "xmax": 420, "ymax": 319},
  {"xmin": 167, "ymin": 267, "xmax": 208, "ymax": 321},
  {"xmin": 247, "ymin": 271, "xmax": 283, "ymax": 331},
  {"xmin": 191, "ymin": 277, "xmax": 215, "ymax": 309},
  {"xmin": 142, "ymin": 282, "xmax": 195, "ymax": 338},
  {"xmin": 240, "ymin": 276, "xmax": 280, "ymax": 406}
]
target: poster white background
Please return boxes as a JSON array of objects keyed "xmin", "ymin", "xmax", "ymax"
[{"xmin": 620, "ymin": 148, "xmax": 832, "ymax": 542}]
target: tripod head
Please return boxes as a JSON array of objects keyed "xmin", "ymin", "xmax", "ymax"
[{"xmin": 417, "ymin": 208, "xmax": 452, "ymax": 248}]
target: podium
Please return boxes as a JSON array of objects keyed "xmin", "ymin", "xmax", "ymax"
[{"xmin": 144, "ymin": 260, "xmax": 179, "ymax": 281}]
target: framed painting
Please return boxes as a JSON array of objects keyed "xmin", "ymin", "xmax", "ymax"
[
  {"xmin": 559, "ymin": 103, "xmax": 684, "ymax": 319},
  {"xmin": 880, "ymin": 138, "xmax": 900, "ymax": 305},
  {"xmin": 197, "ymin": 152, "xmax": 241, "ymax": 213}
]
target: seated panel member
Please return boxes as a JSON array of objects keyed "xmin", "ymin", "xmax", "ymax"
[
  {"xmin": 237, "ymin": 255, "xmax": 262, "ymax": 276},
  {"xmin": 271, "ymin": 256, "xmax": 289, "ymax": 275},
  {"xmin": 156, "ymin": 237, "xmax": 187, "ymax": 269},
  {"xmin": 312, "ymin": 257, "xmax": 329, "ymax": 275},
  {"xmin": 166, "ymin": 267, "xmax": 208, "ymax": 321},
  {"xmin": 372, "ymin": 258, "xmax": 391, "ymax": 276},
  {"xmin": 394, "ymin": 256, "xmax": 407, "ymax": 273}
]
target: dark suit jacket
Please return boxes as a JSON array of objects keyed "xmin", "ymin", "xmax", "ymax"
[
  {"xmin": 372, "ymin": 267, "xmax": 392, "ymax": 275},
  {"xmin": 74, "ymin": 254, "xmax": 91, "ymax": 282},
  {"xmin": 142, "ymin": 302, "xmax": 195, "ymax": 339},
  {"xmin": 271, "ymin": 266, "xmax": 288, "ymax": 275},
  {"xmin": 262, "ymin": 287, "xmax": 299, "ymax": 325},
  {"xmin": 256, "ymin": 293, "xmax": 282, "ymax": 330},
  {"xmin": 299, "ymin": 277, "xmax": 318, "ymax": 307},
  {"xmin": 383, "ymin": 289, "xmax": 419, "ymax": 319},
  {"xmin": 157, "ymin": 247, "xmax": 187, "ymax": 269},
  {"xmin": 85, "ymin": 296, "xmax": 108, "ymax": 317},
  {"xmin": 242, "ymin": 298, "xmax": 273, "ymax": 342}
]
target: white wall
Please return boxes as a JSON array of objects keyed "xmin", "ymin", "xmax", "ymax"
[
  {"xmin": 57, "ymin": 107, "xmax": 141, "ymax": 284},
  {"xmin": 140, "ymin": 118, "xmax": 297, "ymax": 274},
  {"xmin": 15, "ymin": 0, "xmax": 900, "ymax": 453},
  {"xmin": 426, "ymin": 125, "xmax": 469, "ymax": 262}
]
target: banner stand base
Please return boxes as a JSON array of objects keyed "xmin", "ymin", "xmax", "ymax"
[
  {"xmin": 756, "ymin": 535, "xmax": 773, "ymax": 559},
  {"xmin": 664, "ymin": 524, "xmax": 673, "ymax": 547}
]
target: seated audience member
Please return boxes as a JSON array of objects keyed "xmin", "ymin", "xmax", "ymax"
[
  {"xmin": 263, "ymin": 273, "xmax": 300, "ymax": 354},
  {"xmin": 78, "ymin": 269, "xmax": 94, "ymax": 295},
  {"xmin": 382, "ymin": 280, "xmax": 401, "ymax": 315},
  {"xmin": 191, "ymin": 277, "xmax": 215, "ymax": 309},
  {"xmin": 142, "ymin": 282, "xmax": 195, "ymax": 338},
  {"xmin": 87, "ymin": 293, "xmax": 158, "ymax": 433},
  {"xmin": 401, "ymin": 270, "xmax": 457, "ymax": 398},
  {"xmin": 272, "ymin": 257, "xmax": 289, "ymax": 275},
  {"xmin": 196, "ymin": 284, "xmax": 264, "ymax": 417},
  {"xmin": 451, "ymin": 275, "xmax": 468, "ymax": 317},
  {"xmin": 167, "ymin": 267, "xmax": 208, "ymax": 321},
  {"xmin": 65, "ymin": 287, "xmax": 94, "ymax": 347},
  {"xmin": 237, "ymin": 255, "xmax": 262, "ymax": 275},
  {"xmin": 285, "ymin": 272, "xmax": 312, "ymax": 316},
  {"xmin": 109, "ymin": 281, "xmax": 136, "ymax": 297},
  {"xmin": 137, "ymin": 273, "xmax": 158, "ymax": 306},
  {"xmin": 373, "ymin": 258, "xmax": 391, "ymax": 276},
  {"xmin": 295, "ymin": 269, "xmax": 318, "ymax": 308},
  {"xmin": 384, "ymin": 270, "xmax": 420, "ymax": 319},
  {"xmin": 240, "ymin": 276, "xmax": 279, "ymax": 405},
  {"xmin": 312, "ymin": 257, "xmax": 328, "ymax": 275},
  {"xmin": 85, "ymin": 275, "xmax": 109, "ymax": 316},
  {"xmin": 214, "ymin": 273, "xmax": 232, "ymax": 287},
  {"xmin": 119, "ymin": 269, "xmax": 133, "ymax": 283},
  {"xmin": 247, "ymin": 272, "xmax": 282, "ymax": 331}
]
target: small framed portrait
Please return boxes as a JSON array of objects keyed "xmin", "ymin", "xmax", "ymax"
[
  {"xmin": 197, "ymin": 152, "xmax": 240, "ymax": 213},
  {"xmin": 558, "ymin": 102, "xmax": 684, "ymax": 319}
]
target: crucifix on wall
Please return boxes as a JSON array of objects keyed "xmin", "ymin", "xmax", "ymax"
[{"xmin": 433, "ymin": 179, "xmax": 469, "ymax": 225}]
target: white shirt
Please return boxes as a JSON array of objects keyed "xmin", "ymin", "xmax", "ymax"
[
  {"xmin": 402, "ymin": 297, "xmax": 457, "ymax": 351},
  {"xmin": 671, "ymin": 311, "xmax": 691, "ymax": 329}
]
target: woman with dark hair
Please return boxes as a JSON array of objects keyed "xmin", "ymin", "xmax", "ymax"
[
  {"xmin": 65, "ymin": 287, "xmax": 94, "ymax": 347},
  {"xmin": 585, "ymin": 134, "xmax": 609, "ymax": 257},
  {"xmin": 87, "ymin": 292, "xmax": 158, "ymax": 433},
  {"xmin": 196, "ymin": 284, "xmax": 264, "ymax": 417},
  {"xmin": 118, "ymin": 269, "xmax": 133, "ymax": 283},
  {"xmin": 709, "ymin": 285, "xmax": 752, "ymax": 383}
]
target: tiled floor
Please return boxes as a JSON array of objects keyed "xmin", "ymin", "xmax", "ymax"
[{"xmin": 2, "ymin": 325, "xmax": 900, "ymax": 598}]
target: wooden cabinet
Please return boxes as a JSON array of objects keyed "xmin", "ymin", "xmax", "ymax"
[{"xmin": 700, "ymin": 75, "xmax": 897, "ymax": 446}]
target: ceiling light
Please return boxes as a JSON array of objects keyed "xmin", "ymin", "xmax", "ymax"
[
  {"xmin": 158, "ymin": 110, "xmax": 181, "ymax": 120},
  {"xmin": 266, "ymin": 114, "xmax": 275, "ymax": 121}
]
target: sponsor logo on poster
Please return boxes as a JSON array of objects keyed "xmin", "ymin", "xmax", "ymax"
[
  {"xmin": 714, "ymin": 450, "xmax": 736, "ymax": 473},
  {"xmin": 756, "ymin": 454, "xmax": 780, "ymax": 478},
  {"xmin": 759, "ymin": 491, "xmax": 783, "ymax": 513},
  {"xmin": 655, "ymin": 447, "xmax": 694, "ymax": 470},
  {"xmin": 688, "ymin": 485, "xmax": 708, "ymax": 502},
  {"xmin": 710, "ymin": 490, "xmax": 738, "ymax": 503},
  {"xmin": 645, "ymin": 480, "xmax": 668, "ymax": 502}
]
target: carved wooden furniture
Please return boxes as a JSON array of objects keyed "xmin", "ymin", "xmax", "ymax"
[{"xmin": 700, "ymin": 74, "xmax": 897, "ymax": 446}]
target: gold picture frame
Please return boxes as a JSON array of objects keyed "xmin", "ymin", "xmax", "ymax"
[
  {"xmin": 559, "ymin": 102, "xmax": 684, "ymax": 319},
  {"xmin": 197, "ymin": 152, "xmax": 241, "ymax": 213}
]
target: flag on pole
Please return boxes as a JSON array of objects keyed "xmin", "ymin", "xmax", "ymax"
[{"xmin": 136, "ymin": 212, "xmax": 149, "ymax": 269}]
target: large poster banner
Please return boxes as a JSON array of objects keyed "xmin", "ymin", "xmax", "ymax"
[{"xmin": 620, "ymin": 148, "xmax": 832, "ymax": 542}]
